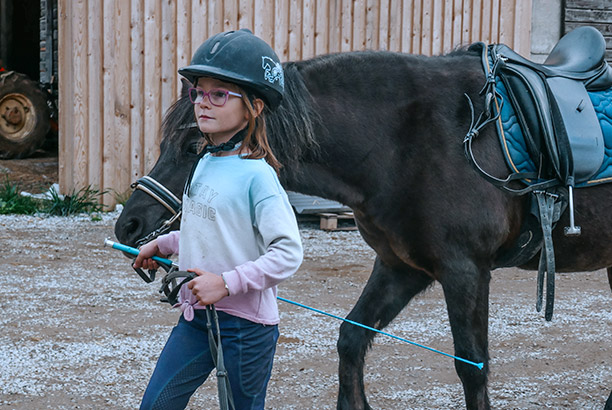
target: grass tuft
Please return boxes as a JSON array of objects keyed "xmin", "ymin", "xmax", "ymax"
[
  {"xmin": 44, "ymin": 185, "xmax": 106, "ymax": 216},
  {"xmin": 0, "ymin": 175, "xmax": 107, "ymax": 216},
  {"xmin": 0, "ymin": 176, "xmax": 43, "ymax": 214}
]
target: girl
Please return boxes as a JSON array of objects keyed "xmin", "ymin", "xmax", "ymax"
[{"xmin": 133, "ymin": 29, "xmax": 303, "ymax": 410}]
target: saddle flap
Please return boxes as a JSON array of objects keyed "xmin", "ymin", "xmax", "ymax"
[{"xmin": 546, "ymin": 77, "xmax": 605, "ymax": 183}]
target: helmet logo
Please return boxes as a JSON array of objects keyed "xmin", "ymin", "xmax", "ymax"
[{"xmin": 262, "ymin": 56, "xmax": 284, "ymax": 89}]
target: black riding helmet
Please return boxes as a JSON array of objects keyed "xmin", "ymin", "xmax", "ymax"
[{"xmin": 179, "ymin": 29, "xmax": 284, "ymax": 109}]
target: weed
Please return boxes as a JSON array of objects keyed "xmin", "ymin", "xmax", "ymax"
[
  {"xmin": 44, "ymin": 186, "xmax": 107, "ymax": 216},
  {"xmin": 0, "ymin": 176, "xmax": 43, "ymax": 214}
]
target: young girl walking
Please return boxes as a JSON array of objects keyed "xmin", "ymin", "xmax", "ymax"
[{"xmin": 133, "ymin": 29, "xmax": 303, "ymax": 410}]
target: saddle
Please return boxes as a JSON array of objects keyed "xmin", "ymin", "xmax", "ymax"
[
  {"xmin": 491, "ymin": 26, "xmax": 612, "ymax": 189},
  {"xmin": 464, "ymin": 26, "xmax": 612, "ymax": 321}
]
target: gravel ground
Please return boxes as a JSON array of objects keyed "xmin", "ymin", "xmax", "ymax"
[{"xmin": 0, "ymin": 211, "xmax": 611, "ymax": 409}]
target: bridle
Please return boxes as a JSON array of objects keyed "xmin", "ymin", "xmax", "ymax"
[{"xmin": 131, "ymin": 175, "xmax": 182, "ymax": 248}]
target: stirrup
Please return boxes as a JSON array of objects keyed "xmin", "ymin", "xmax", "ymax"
[{"xmin": 564, "ymin": 185, "xmax": 581, "ymax": 236}]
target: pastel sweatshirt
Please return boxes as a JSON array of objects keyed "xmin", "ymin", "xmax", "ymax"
[{"xmin": 156, "ymin": 153, "xmax": 303, "ymax": 325}]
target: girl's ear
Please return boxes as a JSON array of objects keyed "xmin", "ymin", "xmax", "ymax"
[{"xmin": 252, "ymin": 98, "xmax": 265, "ymax": 117}]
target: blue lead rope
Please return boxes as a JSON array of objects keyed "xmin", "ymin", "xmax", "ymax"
[
  {"xmin": 277, "ymin": 296, "xmax": 484, "ymax": 370},
  {"xmin": 104, "ymin": 240, "xmax": 483, "ymax": 370}
]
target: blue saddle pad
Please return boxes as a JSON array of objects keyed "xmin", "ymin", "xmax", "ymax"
[{"xmin": 495, "ymin": 82, "xmax": 612, "ymax": 188}]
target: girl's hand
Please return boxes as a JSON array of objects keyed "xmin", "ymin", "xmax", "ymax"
[
  {"xmin": 133, "ymin": 239, "xmax": 164, "ymax": 270},
  {"xmin": 187, "ymin": 268, "xmax": 229, "ymax": 306}
]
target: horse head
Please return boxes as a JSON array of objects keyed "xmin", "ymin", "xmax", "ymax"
[{"xmin": 114, "ymin": 80, "xmax": 201, "ymax": 247}]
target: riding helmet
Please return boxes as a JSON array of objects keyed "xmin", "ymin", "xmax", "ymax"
[{"xmin": 179, "ymin": 29, "xmax": 284, "ymax": 109}]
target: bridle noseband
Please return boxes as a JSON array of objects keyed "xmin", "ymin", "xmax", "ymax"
[{"xmin": 131, "ymin": 175, "xmax": 182, "ymax": 248}]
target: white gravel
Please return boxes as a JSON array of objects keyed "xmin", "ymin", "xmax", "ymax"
[{"xmin": 0, "ymin": 212, "xmax": 611, "ymax": 409}]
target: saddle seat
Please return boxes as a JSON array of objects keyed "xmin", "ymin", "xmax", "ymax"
[
  {"xmin": 496, "ymin": 26, "xmax": 612, "ymax": 88},
  {"xmin": 488, "ymin": 26, "xmax": 612, "ymax": 186}
]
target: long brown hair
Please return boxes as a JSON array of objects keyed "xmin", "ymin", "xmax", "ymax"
[{"xmin": 237, "ymin": 95, "xmax": 282, "ymax": 173}]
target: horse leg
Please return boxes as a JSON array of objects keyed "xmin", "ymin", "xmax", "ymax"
[
  {"xmin": 605, "ymin": 390, "xmax": 612, "ymax": 410},
  {"xmin": 337, "ymin": 257, "xmax": 434, "ymax": 410},
  {"xmin": 607, "ymin": 267, "xmax": 612, "ymax": 293},
  {"xmin": 439, "ymin": 262, "xmax": 491, "ymax": 410}
]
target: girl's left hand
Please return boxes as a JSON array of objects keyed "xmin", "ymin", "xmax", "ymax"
[{"xmin": 187, "ymin": 268, "xmax": 229, "ymax": 306}]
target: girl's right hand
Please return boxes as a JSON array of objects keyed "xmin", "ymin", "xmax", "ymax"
[{"xmin": 133, "ymin": 239, "xmax": 164, "ymax": 270}]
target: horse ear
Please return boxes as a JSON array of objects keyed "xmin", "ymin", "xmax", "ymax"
[{"xmin": 180, "ymin": 78, "xmax": 191, "ymax": 97}]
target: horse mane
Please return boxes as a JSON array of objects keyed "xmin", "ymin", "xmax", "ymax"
[
  {"xmin": 158, "ymin": 79, "xmax": 202, "ymax": 163},
  {"xmin": 265, "ymin": 61, "xmax": 322, "ymax": 168}
]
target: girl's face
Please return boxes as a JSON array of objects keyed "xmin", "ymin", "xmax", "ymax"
[{"xmin": 193, "ymin": 77, "xmax": 249, "ymax": 146}]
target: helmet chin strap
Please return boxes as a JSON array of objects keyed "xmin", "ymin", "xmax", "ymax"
[
  {"xmin": 203, "ymin": 128, "xmax": 246, "ymax": 153},
  {"xmin": 184, "ymin": 127, "xmax": 247, "ymax": 197}
]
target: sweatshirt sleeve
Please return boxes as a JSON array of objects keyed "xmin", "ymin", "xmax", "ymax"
[
  {"xmin": 221, "ymin": 193, "xmax": 303, "ymax": 296},
  {"xmin": 156, "ymin": 230, "xmax": 180, "ymax": 256}
]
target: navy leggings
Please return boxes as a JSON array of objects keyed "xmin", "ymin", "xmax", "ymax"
[{"xmin": 140, "ymin": 310, "xmax": 279, "ymax": 410}]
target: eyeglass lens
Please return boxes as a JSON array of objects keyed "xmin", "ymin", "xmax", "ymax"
[{"xmin": 188, "ymin": 88, "xmax": 232, "ymax": 106}]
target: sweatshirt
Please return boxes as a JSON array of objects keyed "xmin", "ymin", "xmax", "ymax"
[{"xmin": 156, "ymin": 153, "xmax": 303, "ymax": 325}]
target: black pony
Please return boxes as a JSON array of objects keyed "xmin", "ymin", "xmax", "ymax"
[{"xmin": 115, "ymin": 48, "xmax": 612, "ymax": 409}]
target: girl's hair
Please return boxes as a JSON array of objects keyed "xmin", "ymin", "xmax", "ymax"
[{"xmin": 238, "ymin": 94, "xmax": 282, "ymax": 173}]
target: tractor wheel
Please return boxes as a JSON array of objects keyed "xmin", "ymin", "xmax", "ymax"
[{"xmin": 0, "ymin": 71, "xmax": 50, "ymax": 159}]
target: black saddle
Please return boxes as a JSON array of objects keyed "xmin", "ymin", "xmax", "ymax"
[
  {"xmin": 465, "ymin": 26, "xmax": 612, "ymax": 321},
  {"xmin": 488, "ymin": 26, "xmax": 612, "ymax": 186}
]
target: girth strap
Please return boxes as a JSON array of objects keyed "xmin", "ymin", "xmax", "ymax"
[{"xmin": 534, "ymin": 190, "xmax": 562, "ymax": 321}]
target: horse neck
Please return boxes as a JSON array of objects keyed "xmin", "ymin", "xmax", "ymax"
[{"xmin": 270, "ymin": 50, "xmax": 488, "ymax": 210}]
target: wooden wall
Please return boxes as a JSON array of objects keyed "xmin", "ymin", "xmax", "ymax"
[
  {"xmin": 58, "ymin": 0, "xmax": 533, "ymax": 206},
  {"xmin": 565, "ymin": 0, "xmax": 612, "ymax": 63}
]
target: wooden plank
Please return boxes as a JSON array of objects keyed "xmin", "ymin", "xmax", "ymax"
[
  {"xmin": 365, "ymin": 0, "xmax": 379, "ymax": 50},
  {"xmin": 190, "ymin": 0, "xmax": 204, "ymax": 54},
  {"xmin": 490, "ymin": 0, "xmax": 501, "ymax": 43},
  {"xmin": 565, "ymin": 21, "xmax": 612, "ymax": 36},
  {"xmin": 102, "ymin": 0, "xmax": 115, "ymax": 202},
  {"xmin": 566, "ymin": 0, "xmax": 608, "ymax": 8},
  {"xmin": 566, "ymin": 8, "xmax": 612, "ymax": 24},
  {"xmin": 479, "ymin": 0, "xmax": 491, "ymax": 44},
  {"xmin": 461, "ymin": 0, "xmax": 472, "ymax": 46},
  {"xmin": 72, "ymin": 0, "xmax": 88, "ymax": 189},
  {"xmin": 388, "ymin": 0, "xmax": 402, "ymax": 51},
  {"xmin": 431, "ymin": 0, "xmax": 443, "ymax": 55},
  {"xmin": 176, "ymin": 0, "xmax": 191, "ymax": 89},
  {"xmin": 143, "ymin": 0, "xmax": 161, "ymax": 174},
  {"xmin": 255, "ymin": 0, "xmax": 274, "ymax": 46},
  {"xmin": 498, "ymin": 0, "xmax": 514, "ymax": 47},
  {"xmin": 161, "ymin": 1, "xmax": 176, "ymax": 118},
  {"xmin": 223, "ymin": 0, "xmax": 238, "ymax": 31},
  {"xmin": 58, "ymin": 0, "xmax": 74, "ymax": 192},
  {"xmin": 379, "ymin": 0, "xmax": 390, "ymax": 51},
  {"xmin": 130, "ymin": 0, "xmax": 144, "ymax": 184},
  {"xmin": 70, "ymin": 1, "xmax": 87, "ymax": 190},
  {"xmin": 411, "ymin": 0, "xmax": 422, "ymax": 53},
  {"xmin": 208, "ymin": 0, "xmax": 223, "ymax": 35},
  {"xmin": 239, "ymin": 0, "xmax": 253, "ymax": 31},
  {"xmin": 315, "ymin": 0, "xmax": 329, "ymax": 55},
  {"xmin": 327, "ymin": 0, "xmax": 341, "ymax": 52},
  {"xmin": 113, "ymin": 0, "xmax": 131, "ymax": 202},
  {"xmin": 352, "ymin": 0, "xmax": 365, "ymax": 51},
  {"xmin": 400, "ymin": 0, "xmax": 413, "ymax": 52},
  {"xmin": 302, "ymin": 0, "xmax": 315, "ymax": 58},
  {"xmin": 289, "ymin": 0, "xmax": 302, "ymax": 60},
  {"xmin": 441, "ymin": 0, "xmax": 453, "ymax": 53},
  {"xmin": 340, "ymin": 0, "xmax": 352, "ymax": 51},
  {"xmin": 88, "ymin": 0, "xmax": 103, "ymax": 189},
  {"xmin": 470, "ymin": 0, "xmax": 481, "ymax": 43},
  {"xmin": 274, "ymin": 0, "xmax": 290, "ymax": 60},
  {"xmin": 514, "ymin": 0, "xmax": 532, "ymax": 56}
]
